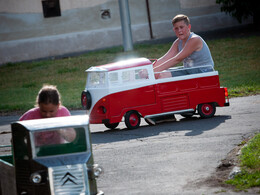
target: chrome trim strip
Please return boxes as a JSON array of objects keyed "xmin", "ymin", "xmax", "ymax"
[
  {"xmin": 144, "ymin": 109, "xmax": 194, "ymax": 119},
  {"xmin": 49, "ymin": 168, "xmax": 54, "ymax": 195}
]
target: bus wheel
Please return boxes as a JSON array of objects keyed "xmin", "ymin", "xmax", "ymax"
[
  {"xmin": 81, "ymin": 90, "xmax": 92, "ymax": 110},
  {"xmin": 104, "ymin": 122, "xmax": 119, "ymax": 129},
  {"xmin": 198, "ymin": 103, "xmax": 216, "ymax": 118},
  {"xmin": 125, "ymin": 111, "xmax": 141, "ymax": 130}
]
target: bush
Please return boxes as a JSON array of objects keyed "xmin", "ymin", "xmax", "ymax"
[{"xmin": 216, "ymin": 0, "xmax": 260, "ymax": 27}]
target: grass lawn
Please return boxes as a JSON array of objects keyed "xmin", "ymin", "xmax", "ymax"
[
  {"xmin": 0, "ymin": 35, "xmax": 259, "ymax": 113},
  {"xmin": 226, "ymin": 133, "xmax": 260, "ymax": 191}
]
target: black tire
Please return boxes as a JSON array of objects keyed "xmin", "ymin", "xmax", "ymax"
[
  {"xmin": 104, "ymin": 122, "xmax": 119, "ymax": 129},
  {"xmin": 81, "ymin": 90, "xmax": 92, "ymax": 110},
  {"xmin": 198, "ymin": 103, "xmax": 216, "ymax": 118},
  {"xmin": 125, "ymin": 111, "xmax": 141, "ymax": 130}
]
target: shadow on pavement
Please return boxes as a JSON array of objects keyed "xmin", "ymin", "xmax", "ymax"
[{"xmin": 91, "ymin": 115, "xmax": 232, "ymax": 144}]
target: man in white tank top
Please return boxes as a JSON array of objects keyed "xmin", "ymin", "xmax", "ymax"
[{"xmin": 153, "ymin": 14, "xmax": 214, "ymax": 78}]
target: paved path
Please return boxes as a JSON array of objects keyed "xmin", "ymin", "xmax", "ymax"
[{"xmin": 1, "ymin": 95, "xmax": 260, "ymax": 194}]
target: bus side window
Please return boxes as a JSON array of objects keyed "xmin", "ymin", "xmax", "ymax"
[
  {"xmin": 122, "ymin": 68, "xmax": 149, "ymax": 83},
  {"xmin": 109, "ymin": 72, "xmax": 119, "ymax": 85},
  {"xmin": 122, "ymin": 70, "xmax": 135, "ymax": 82},
  {"xmin": 135, "ymin": 69, "xmax": 149, "ymax": 80}
]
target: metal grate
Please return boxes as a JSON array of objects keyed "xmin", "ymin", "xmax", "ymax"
[
  {"xmin": 162, "ymin": 95, "xmax": 189, "ymax": 112},
  {"xmin": 49, "ymin": 164, "xmax": 90, "ymax": 195}
]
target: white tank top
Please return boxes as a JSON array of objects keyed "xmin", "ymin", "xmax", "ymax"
[{"xmin": 178, "ymin": 32, "xmax": 214, "ymax": 68}]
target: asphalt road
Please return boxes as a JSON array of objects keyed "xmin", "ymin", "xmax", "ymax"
[{"xmin": 0, "ymin": 95, "xmax": 260, "ymax": 194}]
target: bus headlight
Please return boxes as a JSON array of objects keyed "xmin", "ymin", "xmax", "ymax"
[{"xmin": 97, "ymin": 106, "xmax": 107, "ymax": 114}]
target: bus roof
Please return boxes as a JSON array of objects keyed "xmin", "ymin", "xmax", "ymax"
[{"xmin": 86, "ymin": 58, "xmax": 152, "ymax": 72}]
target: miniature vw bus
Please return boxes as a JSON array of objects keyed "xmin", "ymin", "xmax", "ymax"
[
  {"xmin": 81, "ymin": 58, "xmax": 229, "ymax": 130},
  {"xmin": 0, "ymin": 115, "xmax": 103, "ymax": 195}
]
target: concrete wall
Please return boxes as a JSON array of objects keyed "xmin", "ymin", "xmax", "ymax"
[{"xmin": 0, "ymin": 0, "xmax": 251, "ymax": 65}]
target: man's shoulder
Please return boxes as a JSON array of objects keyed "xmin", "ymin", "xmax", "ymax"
[
  {"xmin": 189, "ymin": 34, "xmax": 203, "ymax": 46},
  {"xmin": 190, "ymin": 33, "xmax": 204, "ymax": 42},
  {"xmin": 190, "ymin": 33, "xmax": 200, "ymax": 39}
]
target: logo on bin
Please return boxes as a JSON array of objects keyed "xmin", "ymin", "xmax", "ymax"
[{"xmin": 61, "ymin": 172, "xmax": 78, "ymax": 186}]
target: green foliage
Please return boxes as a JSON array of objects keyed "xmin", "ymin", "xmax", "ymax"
[
  {"xmin": 216, "ymin": 0, "xmax": 260, "ymax": 25},
  {"xmin": 226, "ymin": 133, "xmax": 260, "ymax": 191},
  {"xmin": 226, "ymin": 170, "xmax": 260, "ymax": 191},
  {"xmin": 240, "ymin": 133, "xmax": 260, "ymax": 169}
]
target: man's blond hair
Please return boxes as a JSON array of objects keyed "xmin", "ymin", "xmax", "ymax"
[{"xmin": 172, "ymin": 14, "xmax": 190, "ymax": 26}]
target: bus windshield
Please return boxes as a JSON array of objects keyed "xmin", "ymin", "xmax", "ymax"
[{"xmin": 87, "ymin": 72, "xmax": 107, "ymax": 88}]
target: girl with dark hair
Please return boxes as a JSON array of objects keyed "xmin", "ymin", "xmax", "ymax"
[
  {"xmin": 20, "ymin": 85, "xmax": 70, "ymax": 120},
  {"xmin": 19, "ymin": 85, "xmax": 75, "ymax": 145}
]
